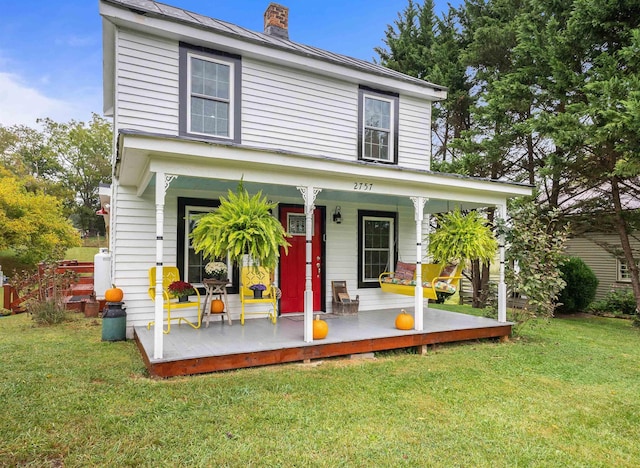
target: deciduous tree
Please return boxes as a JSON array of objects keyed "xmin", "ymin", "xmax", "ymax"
[{"xmin": 0, "ymin": 168, "xmax": 80, "ymax": 264}]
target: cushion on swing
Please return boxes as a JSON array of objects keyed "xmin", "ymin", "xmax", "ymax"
[
  {"xmin": 426, "ymin": 280, "xmax": 457, "ymax": 294},
  {"xmin": 440, "ymin": 263, "xmax": 458, "ymax": 277},
  {"xmin": 381, "ymin": 277, "xmax": 457, "ymax": 293},
  {"xmin": 393, "ymin": 261, "xmax": 416, "ymax": 281}
]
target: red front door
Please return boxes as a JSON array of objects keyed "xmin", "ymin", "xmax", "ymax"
[{"xmin": 279, "ymin": 205, "xmax": 324, "ymax": 314}]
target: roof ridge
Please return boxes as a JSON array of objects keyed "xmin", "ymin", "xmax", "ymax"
[{"xmin": 102, "ymin": 0, "xmax": 447, "ymax": 93}]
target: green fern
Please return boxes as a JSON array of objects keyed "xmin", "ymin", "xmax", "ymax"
[
  {"xmin": 428, "ymin": 209, "xmax": 498, "ymax": 264},
  {"xmin": 190, "ymin": 185, "xmax": 291, "ymax": 270}
]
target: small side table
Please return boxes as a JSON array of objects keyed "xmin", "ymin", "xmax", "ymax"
[{"xmin": 202, "ymin": 279, "xmax": 232, "ymax": 326}]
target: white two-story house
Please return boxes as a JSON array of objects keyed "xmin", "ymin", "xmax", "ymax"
[{"xmin": 100, "ymin": 0, "xmax": 530, "ymax": 362}]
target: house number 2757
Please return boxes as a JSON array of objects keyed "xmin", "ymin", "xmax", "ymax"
[{"xmin": 353, "ymin": 182, "xmax": 373, "ymax": 191}]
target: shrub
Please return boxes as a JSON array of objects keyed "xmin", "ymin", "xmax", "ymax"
[
  {"xmin": 556, "ymin": 257, "xmax": 598, "ymax": 314},
  {"xmin": 589, "ymin": 289, "xmax": 637, "ymax": 316},
  {"xmin": 29, "ymin": 298, "xmax": 68, "ymax": 325},
  {"xmin": 497, "ymin": 201, "xmax": 569, "ymax": 323}
]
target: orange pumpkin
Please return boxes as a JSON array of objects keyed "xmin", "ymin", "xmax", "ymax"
[
  {"xmin": 395, "ymin": 309, "xmax": 414, "ymax": 330},
  {"xmin": 312, "ymin": 316, "xmax": 329, "ymax": 339},
  {"xmin": 105, "ymin": 285, "xmax": 124, "ymax": 303},
  {"xmin": 210, "ymin": 299, "xmax": 225, "ymax": 314}
]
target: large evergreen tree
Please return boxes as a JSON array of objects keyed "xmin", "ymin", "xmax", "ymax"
[{"xmin": 376, "ymin": 0, "xmax": 640, "ymax": 313}]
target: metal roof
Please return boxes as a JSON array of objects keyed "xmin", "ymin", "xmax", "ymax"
[{"xmin": 102, "ymin": 0, "xmax": 447, "ymax": 93}]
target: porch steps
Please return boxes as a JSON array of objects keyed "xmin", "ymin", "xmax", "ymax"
[
  {"xmin": 3, "ymin": 260, "xmax": 98, "ymax": 314},
  {"xmin": 58, "ymin": 261, "xmax": 96, "ymax": 313}
]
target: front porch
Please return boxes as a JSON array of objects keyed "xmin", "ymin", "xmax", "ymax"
[{"xmin": 134, "ymin": 307, "xmax": 511, "ymax": 377}]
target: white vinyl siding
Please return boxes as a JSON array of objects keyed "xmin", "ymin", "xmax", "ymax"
[
  {"xmin": 242, "ymin": 58, "xmax": 357, "ymax": 159},
  {"xmin": 398, "ymin": 94, "xmax": 432, "ymax": 170},
  {"xmin": 116, "ymin": 29, "xmax": 179, "ymax": 133},
  {"xmin": 111, "ymin": 186, "xmax": 167, "ymax": 331},
  {"xmin": 113, "ymin": 33, "xmax": 433, "ymax": 169}
]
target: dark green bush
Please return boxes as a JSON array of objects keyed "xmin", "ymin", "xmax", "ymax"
[
  {"xmin": 557, "ymin": 257, "xmax": 598, "ymax": 314},
  {"xmin": 589, "ymin": 289, "xmax": 637, "ymax": 316}
]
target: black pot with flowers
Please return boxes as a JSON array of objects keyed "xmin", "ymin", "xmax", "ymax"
[{"xmin": 249, "ymin": 283, "xmax": 267, "ymax": 299}]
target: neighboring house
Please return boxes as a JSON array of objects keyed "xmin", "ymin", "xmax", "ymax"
[
  {"xmin": 565, "ymin": 233, "xmax": 640, "ymax": 299},
  {"xmin": 557, "ymin": 183, "xmax": 640, "ymax": 299},
  {"xmin": 99, "ymin": 0, "xmax": 531, "ymax": 358}
]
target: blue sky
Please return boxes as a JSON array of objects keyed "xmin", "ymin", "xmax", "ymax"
[{"xmin": 0, "ymin": 0, "xmax": 458, "ymax": 127}]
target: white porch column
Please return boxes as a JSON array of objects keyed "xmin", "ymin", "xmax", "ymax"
[
  {"xmin": 153, "ymin": 172, "xmax": 177, "ymax": 359},
  {"xmin": 410, "ymin": 196, "xmax": 427, "ymax": 331},
  {"xmin": 297, "ymin": 186, "xmax": 321, "ymax": 342},
  {"xmin": 497, "ymin": 203, "xmax": 508, "ymax": 323}
]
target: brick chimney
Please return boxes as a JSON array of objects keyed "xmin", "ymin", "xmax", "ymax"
[{"xmin": 264, "ymin": 3, "xmax": 289, "ymax": 40}]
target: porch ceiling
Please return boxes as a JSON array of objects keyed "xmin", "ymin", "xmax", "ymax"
[
  {"xmin": 117, "ymin": 131, "xmax": 532, "ymax": 209},
  {"xmin": 143, "ymin": 176, "xmax": 488, "ymax": 213}
]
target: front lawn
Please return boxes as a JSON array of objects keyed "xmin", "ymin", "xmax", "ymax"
[{"xmin": 1, "ymin": 310, "xmax": 639, "ymax": 466}]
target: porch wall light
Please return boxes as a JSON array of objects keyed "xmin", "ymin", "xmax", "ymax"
[{"xmin": 333, "ymin": 206, "xmax": 342, "ymax": 224}]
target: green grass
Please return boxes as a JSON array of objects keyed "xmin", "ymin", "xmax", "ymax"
[
  {"xmin": 0, "ymin": 239, "xmax": 104, "ymax": 280},
  {"xmin": 1, "ymin": 311, "xmax": 639, "ymax": 466},
  {"xmin": 64, "ymin": 246, "xmax": 100, "ymax": 262}
]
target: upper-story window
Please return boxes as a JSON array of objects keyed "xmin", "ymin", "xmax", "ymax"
[
  {"xmin": 179, "ymin": 43, "xmax": 241, "ymax": 143},
  {"xmin": 358, "ymin": 86, "xmax": 399, "ymax": 164}
]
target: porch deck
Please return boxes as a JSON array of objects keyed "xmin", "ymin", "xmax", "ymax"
[{"xmin": 134, "ymin": 308, "xmax": 511, "ymax": 377}]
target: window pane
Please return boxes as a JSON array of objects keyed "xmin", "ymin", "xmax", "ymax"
[
  {"xmin": 204, "ymin": 62, "xmax": 230, "ymax": 99},
  {"xmin": 364, "ymin": 129, "xmax": 389, "ymax": 160},
  {"xmin": 187, "ymin": 215, "xmax": 206, "ymax": 284},
  {"xmin": 192, "ymin": 58, "xmax": 230, "ymax": 99},
  {"xmin": 364, "ymin": 97, "xmax": 390, "ymax": 130},
  {"xmin": 186, "ymin": 208, "xmax": 234, "ymax": 285},
  {"xmin": 190, "ymin": 97, "xmax": 229, "ymax": 137},
  {"xmin": 362, "ymin": 217, "xmax": 392, "ymax": 281}
]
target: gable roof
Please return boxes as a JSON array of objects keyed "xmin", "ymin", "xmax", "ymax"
[{"xmin": 102, "ymin": 0, "xmax": 446, "ymax": 94}]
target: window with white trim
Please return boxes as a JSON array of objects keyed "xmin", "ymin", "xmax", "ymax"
[
  {"xmin": 618, "ymin": 259, "xmax": 632, "ymax": 282},
  {"xmin": 358, "ymin": 86, "xmax": 399, "ymax": 163},
  {"xmin": 188, "ymin": 55, "xmax": 232, "ymax": 137},
  {"xmin": 358, "ymin": 210, "xmax": 397, "ymax": 288},
  {"xmin": 179, "ymin": 43, "xmax": 241, "ymax": 143},
  {"xmin": 177, "ymin": 197, "xmax": 238, "ymax": 293}
]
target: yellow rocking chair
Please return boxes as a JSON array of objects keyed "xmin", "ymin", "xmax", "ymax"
[
  {"xmin": 147, "ymin": 266, "xmax": 202, "ymax": 333},
  {"xmin": 240, "ymin": 266, "xmax": 277, "ymax": 325}
]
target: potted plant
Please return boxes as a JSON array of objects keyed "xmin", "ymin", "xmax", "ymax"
[
  {"xmin": 204, "ymin": 261, "xmax": 228, "ymax": 281},
  {"xmin": 168, "ymin": 280, "xmax": 195, "ymax": 302},
  {"xmin": 249, "ymin": 283, "xmax": 267, "ymax": 298},
  {"xmin": 428, "ymin": 208, "xmax": 498, "ymax": 303},
  {"xmin": 190, "ymin": 181, "xmax": 291, "ymax": 270}
]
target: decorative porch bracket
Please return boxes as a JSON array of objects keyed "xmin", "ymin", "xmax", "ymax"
[
  {"xmin": 153, "ymin": 172, "xmax": 177, "ymax": 359},
  {"xmin": 497, "ymin": 203, "xmax": 507, "ymax": 323},
  {"xmin": 410, "ymin": 196, "xmax": 427, "ymax": 331},
  {"xmin": 297, "ymin": 185, "xmax": 322, "ymax": 342}
]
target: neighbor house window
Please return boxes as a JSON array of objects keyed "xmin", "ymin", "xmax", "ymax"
[
  {"xmin": 358, "ymin": 86, "xmax": 399, "ymax": 163},
  {"xmin": 179, "ymin": 43, "xmax": 241, "ymax": 143},
  {"xmin": 177, "ymin": 198, "xmax": 239, "ymax": 293},
  {"xmin": 358, "ymin": 210, "xmax": 397, "ymax": 288},
  {"xmin": 618, "ymin": 259, "xmax": 632, "ymax": 282}
]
